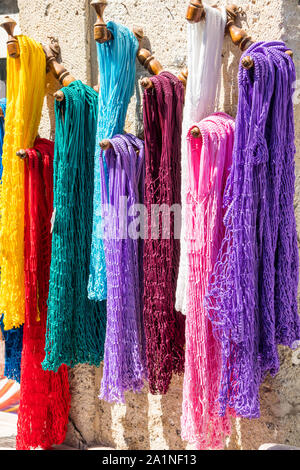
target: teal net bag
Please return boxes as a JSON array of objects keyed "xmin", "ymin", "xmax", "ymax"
[{"xmin": 42, "ymin": 81, "xmax": 106, "ymax": 372}]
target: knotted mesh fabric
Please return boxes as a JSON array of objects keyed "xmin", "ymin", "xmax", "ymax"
[
  {"xmin": 0, "ymin": 317, "xmax": 23, "ymax": 383},
  {"xmin": 176, "ymin": 5, "xmax": 226, "ymax": 315},
  {"xmin": 0, "ymin": 36, "xmax": 46, "ymax": 329},
  {"xmin": 0, "ymin": 98, "xmax": 23, "ymax": 383},
  {"xmin": 142, "ymin": 72, "xmax": 185, "ymax": 394},
  {"xmin": 16, "ymin": 138, "xmax": 70, "ymax": 450},
  {"xmin": 181, "ymin": 113, "xmax": 234, "ymax": 450},
  {"xmin": 99, "ymin": 134, "xmax": 147, "ymax": 403},
  {"xmin": 205, "ymin": 42, "xmax": 300, "ymax": 419},
  {"xmin": 0, "ymin": 98, "xmax": 6, "ymax": 178},
  {"xmin": 88, "ymin": 22, "xmax": 138, "ymax": 301},
  {"xmin": 43, "ymin": 81, "xmax": 106, "ymax": 372}
]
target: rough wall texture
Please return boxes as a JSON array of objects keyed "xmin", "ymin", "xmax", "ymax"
[
  {"xmin": 0, "ymin": 1, "xmax": 19, "ymax": 15},
  {"xmin": 16, "ymin": 0, "xmax": 300, "ymax": 450}
]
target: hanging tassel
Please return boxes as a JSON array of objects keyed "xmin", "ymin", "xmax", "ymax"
[{"xmin": 0, "ymin": 317, "xmax": 23, "ymax": 384}]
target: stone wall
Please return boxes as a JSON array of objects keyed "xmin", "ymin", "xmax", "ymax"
[
  {"xmin": 0, "ymin": 1, "xmax": 19, "ymax": 15},
  {"xmin": 16, "ymin": 0, "xmax": 300, "ymax": 450}
]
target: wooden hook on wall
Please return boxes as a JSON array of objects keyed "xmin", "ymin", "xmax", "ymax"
[
  {"xmin": 226, "ymin": 5, "xmax": 253, "ymax": 51},
  {"xmin": 190, "ymin": 126, "xmax": 201, "ymax": 138},
  {"xmin": 133, "ymin": 27, "xmax": 164, "ymax": 76},
  {"xmin": 16, "ymin": 149, "xmax": 42, "ymax": 159},
  {"xmin": 241, "ymin": 49, "xmax": 293, "ymax": 70},
  {"xmin": 91, "ymin": 0, "xmax": 113, "ymax": 43},
  {"xmin": 0, "ymin": 16, "xmax": 20, "ymax": 58},
  {"xmin": 178, "ymin": 67, "xmax": 188, "ymax": 88},
  {"xmin": 16, "ymin": 149, "xmax": 27, "ymax": 159},
  {"xmin": 134, "ymin": 28, "xmax": 188, "ymax": 88},
  {"xmin": 99, "ymin": 139, "xmax": 140, "ymax": 154},
  {"xmin": 185, "ymin": 2, "xmax": 254, "ymax": 52},
  {"xmin": 0, "ymin": 17, "xmax": 76, "ymax": 88},
  {"xmin": 99, "ymin": 139, "xmax": 112, "ymax": 150},
  {"xmin": 53, "ymin": 90, "xmax": 65, "ymax": 101},
  {"xmin": 186, "ymin": 0, "xmax": 205, "ymax": 23},
  {"xmin": 140, "ymin": 66, "xmax": 188, "ymax": 90},
  {"xmin": 44, "ymin": 38, "xmax": 76, "ymax": 87}
]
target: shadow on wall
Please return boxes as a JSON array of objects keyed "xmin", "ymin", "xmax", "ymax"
[
  {"xmin": 221, "ymin": 36, "xmax": 241, "ymax": 118},
  {"xmin": 92, "ymin": 365, "xmax": 151, "ymax": 450},
  {"xmin": 94, "ymin": 371, "xmax": 186, "ymax": 450},
  {"xmin": 0, "ymin": 1, "xmax": 19, "ymax": 15}
]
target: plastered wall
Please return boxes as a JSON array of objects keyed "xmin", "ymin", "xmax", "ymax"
[{"xmin": 16, "ymin": 0, "xmax": 300, "ymax": 450}]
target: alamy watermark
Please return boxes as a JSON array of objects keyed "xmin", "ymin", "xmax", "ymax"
[{"xmin": 99, "ymin": 197, "xmax": 183, "ymax": 240}]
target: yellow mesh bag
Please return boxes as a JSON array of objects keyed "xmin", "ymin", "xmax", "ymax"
[{"xmin": 0, "ymin": 35, "xmax": 46, "ymax": 329}]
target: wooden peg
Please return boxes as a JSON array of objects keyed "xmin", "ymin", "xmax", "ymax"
[
  {"xmin": 141, "ymin": 67, "xmax": 188, "ymax": 90},
  {"xmin": 178, "ymin": 67, "xmax": 188, "ymax": 88},
  {"xmin": 242, "ymin": 50, "xmax": 294, "ymax": 70},
  {"xmin": 53, "ymin": 90, "xmax": 65, "ymax": 101},
  {"xmin": 16, "ymin": 149, "xmax": 27, "ymax": 159},
  {"xmin": 186, "ymin": 0, "xmax": 206, "ymax": 23},
  {"xmin": 0, "ymin": 108, "xmax": 4, "ymax": 119},
  {"xmin": 137, "ymin": 49, "xmax": 164, "ymax": 75},
  {"xmin": 0, "ymin": 16, "xmax": 20, "ymax": 58},
  {"xmin": 93, "ymin": 84, "xmax": 99, "ymax": 93},
  {"xmin": 44, "ymin": 40, "xmax": 76, "ymax": 87},
  {"xmin": 16, "ymin": 149, "xmax": 42, "ymax": 159},
  {"xmin": 241, "ymin": 55, "xmax": 254, "ymax": 69},
  {"xmin": 191, "ymin": 126, "xmax": 201, "ymax": 138},
  {"xmin": 133, "ymin": 27, "xmax": 144, "ymax": 45},
  {"xmin": 100, "ymin": 139, "xmax": 112, "ymax": 150},
  {"xmin": 133, "ymin": 27, "xmax": 164, "ymax": 76},
  {"xmin": 140, "ymin": 77, "xmax": 153, "ymax": 89},
  {"xmin": 226, "ymin": 5, "xmax": 253, "ymax": 51},
  {"xmin": 91, "ymin": 0, "xmax": 113, "ymax": 43}
]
